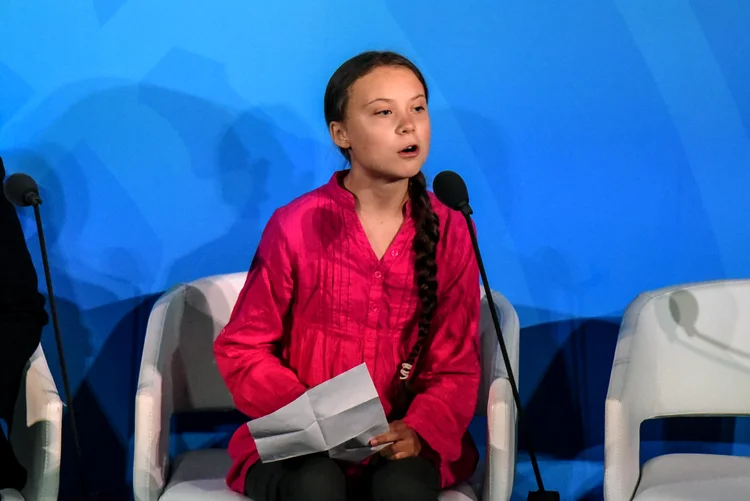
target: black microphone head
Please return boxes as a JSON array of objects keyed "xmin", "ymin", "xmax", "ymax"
[
  {"xmin": 433, "ymin": 170, "xmax": 470, "ymax": 212},
  {"xmin": 4, "ymin": 172, "xmax": 41, "ymax": 207}
]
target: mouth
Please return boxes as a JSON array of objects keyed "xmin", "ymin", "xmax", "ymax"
[{"xmin": 398, "ymin": 144, "xmax": 420, "ymax": 157}]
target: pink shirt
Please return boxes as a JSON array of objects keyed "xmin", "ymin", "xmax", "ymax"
[{"xmin": 214, "ymin": 171, "xmax": 481, "ymax": 493}]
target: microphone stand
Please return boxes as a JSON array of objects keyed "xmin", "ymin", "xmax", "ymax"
[
  {"xmin": 29, "ymin": 196, "xmax": 95, "ymax": 501},
  {"xmin": 458, "ymin": 202, "xmax": 559, "ymax": 501}
]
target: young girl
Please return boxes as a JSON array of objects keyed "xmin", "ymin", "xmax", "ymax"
[{"xmin": 214, "ymin": 51, "xmax": 481, "ymax": 501}]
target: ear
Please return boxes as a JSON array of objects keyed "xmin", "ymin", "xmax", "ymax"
[{"xmin": 329, "ymin": 121, "xmax": 350, "ymax": 150}]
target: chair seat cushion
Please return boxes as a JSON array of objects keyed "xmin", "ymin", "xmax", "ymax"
[
  {"xmin": 439, "ymin": 481, "xmax": 478, "ymax": 500},
  {"xmin": 0, "ymin": 489, "xmax": 25, "ymax": 500},
  {"xmin": 633, "ymin": 453, "xmax": 750, "ymax": 500},
  {"xmin": 159, "ymin": 449, "xmax": 479, "ymax": 501},
  {"xmin": 160, "ymin": 449, "xmax": 246, "ymax": 501}
]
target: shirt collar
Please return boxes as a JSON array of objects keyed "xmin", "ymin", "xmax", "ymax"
[
  {"xmin": 324, "ymin": 169, "xmax": 414, "ymax": 215},
  {"xmin": 325, "ymin": 169, "xmax": 357, "ymax": 210}
]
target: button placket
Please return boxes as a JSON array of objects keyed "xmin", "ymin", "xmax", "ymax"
[{"xmin": 365, "ymin": 266, "xmax": 384, "ymax": 364}]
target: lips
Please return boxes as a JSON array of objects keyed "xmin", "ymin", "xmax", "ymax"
[{"xmin": 399, "ymin": 144, "xmax": 420, "ymax": 157}]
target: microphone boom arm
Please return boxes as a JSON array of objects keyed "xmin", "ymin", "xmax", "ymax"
[
  {"xmin": 32, "ymin": 202, "xmax": 85, "ymax": 484},
  {"xmin": 461, "ymin": 204, "xmax": 559, "ymax": 501}
]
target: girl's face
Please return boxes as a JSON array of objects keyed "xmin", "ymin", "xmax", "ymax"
[{"xmin": 329, "ymin": 65, "xmax": 431, "ymax": 181}]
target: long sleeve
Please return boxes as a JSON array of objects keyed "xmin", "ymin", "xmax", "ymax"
[
  {"xmin": 0, "ymin": 158, "xmax": 48, "ymax": 325},
  {"xmin": 402, "ymin": 220, "xmax": 481, "ymax": 467},
  {"xmin": 214, "ymin": 210, "xmax": 306, "ymax": 418}
]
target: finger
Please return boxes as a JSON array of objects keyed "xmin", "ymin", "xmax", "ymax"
[
  {"xmin": 378, "ymin": 439, "xmax": 409, "ymax": 457},
  {"xmin": 371, "ymin": 431, "xmax": 405, "ymax": 446},
  {"xmin": 371, "ymin": 422, "xmax": 408, "ymax": 444},
  {"xmin": 378, "ymin": 444, "xmax": 394, "ymax": 457},
  {"xmin": 384, "ymin": 451, "xmax": 411, "ymax": 461},
  {"xmin": 378, "ymin": 440, "xmax": 404, "ymax": 456}
]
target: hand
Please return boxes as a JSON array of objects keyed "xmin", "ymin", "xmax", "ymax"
[{"xmin": 370, "ymin": 420, "xmax": 421, "ymax": 460}]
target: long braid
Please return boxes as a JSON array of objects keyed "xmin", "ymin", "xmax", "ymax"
[{"xmin": 394, "ymin": 171, "xmax": 439, "ymax": 415}]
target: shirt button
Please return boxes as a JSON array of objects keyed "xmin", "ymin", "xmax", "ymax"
[
  {"xmin": 391, "ymin": 250, "xmax": 399, "ymax": 257},
  {"xmin": 374, "ymin": 271, "xmax": 382, "ymax": 279},
  {"xmin": 371, "ymin": 304, "xmax": 379, "ymax": 312}
]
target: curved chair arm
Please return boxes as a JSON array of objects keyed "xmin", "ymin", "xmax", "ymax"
[
  {"xmin": 134, "ymin": 285, "xmax": 187, "ymax": 501},
  {"xmin": 604, "ymin": 295, "xmax": 646, "ymax": 501},
  {"xmin": 484, "ymin": 377, "xmax": 516, "ymax": 501},
  {"xmin": 10, "ymin": 346, "xmax": 63, "ymax": 501},
  {"xmin": 604, "ymin": 392, "xmax": 640, "ymax": 501}
]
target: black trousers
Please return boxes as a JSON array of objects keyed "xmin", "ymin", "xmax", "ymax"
[{"xmin": 244, "ymin": 454, "xmax": 441, "ymax": 501}]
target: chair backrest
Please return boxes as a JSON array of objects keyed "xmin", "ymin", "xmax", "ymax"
[
  {"xmin": 476, "ymin": 288, "xmax": 520, "ymax": 417},
  {"xmin": 617, "ymin": 279, "xmax": 750, "ymax": 422},
  {"xmin": 149, "ymin": 271, "xmax": 519, "ymax": 414},
  {"xmin": 148, "ymin": 272, "xmax": 247, "ymax": 413}
]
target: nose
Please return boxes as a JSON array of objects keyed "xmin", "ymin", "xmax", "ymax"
[{"xmin": 398, "ymin": 120, "xmax": 415, "ymax": 134}]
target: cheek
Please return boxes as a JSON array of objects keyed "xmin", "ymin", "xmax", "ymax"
[
  {"xmin": 350, "ymin": 122, "xmax": 391, "ymax": 152},
  {"xmin": 418, "ymin": 114, "xmax": 431, "ymax": 138}
]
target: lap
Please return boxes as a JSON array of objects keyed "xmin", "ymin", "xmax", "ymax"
[
  {"xmin": 245, "ymin": 454, "xmax": 440, "ymax": 501},
  {"xmin": 364, "ymin": 456, "xmax": 441, "ymax": 501},
  {"xmin": 244, "ymin": 454, "xmax": 346, "ymax": 501}
]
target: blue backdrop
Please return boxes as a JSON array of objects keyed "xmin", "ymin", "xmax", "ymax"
[{"xmin": 1, "ymin": 1, "xmax": 749, "ymax": 499}]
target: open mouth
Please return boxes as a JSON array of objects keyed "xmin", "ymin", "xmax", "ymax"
[{"xmin": 399, "ymin": 144, "xmax": 419, "ymax": 156}]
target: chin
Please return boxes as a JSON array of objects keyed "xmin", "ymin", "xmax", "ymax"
[
  {"xmin": 402, "ymin": 164, "xmax": 425, "ymax": 179},
  {"xmin": 360, "ymin": 154, "xmax": 427, "ymax": 182},
  {"xmin": 389, "ymin": 158, "xmax": 427, "ymax": 180},
  {"xmin": 377, "ymin": 165, "xmax": 423, "ymax": 183}
]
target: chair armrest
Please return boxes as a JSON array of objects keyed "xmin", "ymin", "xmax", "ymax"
[
  {"xmin": 483, "ymin": 377, "xmax": 516, "ymax": 501},
  {"xmin": 133, "ymin": 286, "xmax": 186, "ymax": 501},
  {"xmin": 603, "ymin": 293, "xmax": 651, "ymax": 501},
  {"xmin": 604, "ymin": 357, "xmax": 641, "ymax": 501},
  {"xmin": 10, "ymin": 347, "xmax": 63, "ymax": 501}
]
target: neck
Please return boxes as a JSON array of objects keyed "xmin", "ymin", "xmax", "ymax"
[{"xmin": 343, "ymin": 167, "xmax": 409, "ymax": 216}]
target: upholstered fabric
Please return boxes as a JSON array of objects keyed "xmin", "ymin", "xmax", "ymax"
[
  {"xmin": 8, "ymin": 347, "xmax": 62, "ymax": 501},
  {"xmin": 439, "ymin": 481, "xmax": 480, "ymax": 501},
  {"xmin": 156, "ymin": 449, "xmax": 479, "ymax": 501},
  {"xmin": 159, "ymin": 450, "xmax": 247, "ymax": 501},
  {"xmin": 134, "ymin": 273, "xmax": 518, "ymax": 501},
  {"xmin": 134, "ymin": 275, "xmax": 246, "ymax": 501},
  {"xmin": 0, "ymin": 488, "xmax": 26, "ymax": 500},
  {"xmin": 633, "ymin": 454, "xmax": 750, "ymax": 500},
  {"xmin": 605, "ymin": 279, "xmax": 750, "ymax": 501}
]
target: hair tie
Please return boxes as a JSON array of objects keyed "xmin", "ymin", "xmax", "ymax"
[{"xmin": 399, "ymin": 362, "xmax": 413, "ymax": 380}]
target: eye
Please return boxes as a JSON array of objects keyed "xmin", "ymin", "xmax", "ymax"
[{"xmin": 375, "ymin": 109, "xmax": 392, "ymax": 116}]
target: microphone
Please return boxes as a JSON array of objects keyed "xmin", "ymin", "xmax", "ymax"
[
  {"xmin": 433, "ymin": 170, "xmax": 560, "ymax": 501},
  {"xmin": 3, "ymin": 173, "xmax": 43, "ymax": 207},
  {"xmin": 2, "ymin": 161, "xmax": 95, "ymax": 500}
]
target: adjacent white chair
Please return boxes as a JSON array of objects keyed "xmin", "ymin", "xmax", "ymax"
[
  {"xmin": 0, "ymin": 346, "xmax": 63, "ymax": 501},
  {"xmin": 604, "ymin": 279, "xmax": 750, "ymax": 501},
  {"xmin": 133, "ymin": 272, "xmax": 519, "ymax": 501}
]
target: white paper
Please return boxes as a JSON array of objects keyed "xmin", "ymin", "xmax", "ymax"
[{"xmin": 248, "ymin": 363, "xmax": 391, "ymax": 463}]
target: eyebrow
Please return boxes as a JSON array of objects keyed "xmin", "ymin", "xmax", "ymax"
[{"xmin": 364, "ymin": 94, "xmax": 426, "ymax": 107}]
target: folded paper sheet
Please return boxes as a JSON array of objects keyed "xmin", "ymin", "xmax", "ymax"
[{"xmin": 248, "ymin": 363, "xmax": 391, "ymax": 463}]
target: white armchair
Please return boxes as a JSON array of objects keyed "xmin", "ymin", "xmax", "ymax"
[
  {"xmin": 1, "ymin": 346, "xmax": 63, "ymax": 501},
  {"xmin": 472, "ymin": 288, "xmax": 520, "ymax": 501},
  {"xmin": 133, "ymin": 272, "xmax": 518, "ymax": 501},
  {"xmin": 604, "ymin": 279, "xmax": 750, "ymax": 501}
]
